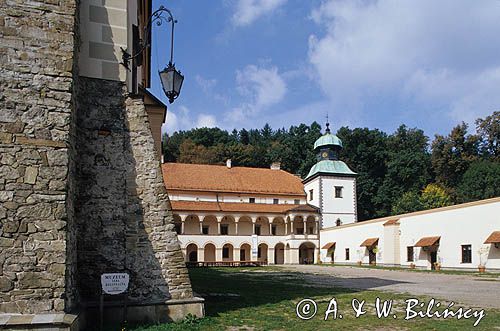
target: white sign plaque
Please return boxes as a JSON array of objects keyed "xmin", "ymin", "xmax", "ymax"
[{"xmin": 101, "ymin": 273, "xmax": 129, "ymax": 295}]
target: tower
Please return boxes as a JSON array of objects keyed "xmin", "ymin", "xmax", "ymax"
[{"xmin": 303, "ymin": 122, "xmax": 358, "ymax": 228}]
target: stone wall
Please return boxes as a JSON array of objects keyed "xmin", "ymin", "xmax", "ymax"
[
  {"xmin": 0, "ymin": 0, "xmax": 79, "ymax": 313},
  {"xmin": 74, "ymin": 77, "xmax": 193, "ymax": 306}
]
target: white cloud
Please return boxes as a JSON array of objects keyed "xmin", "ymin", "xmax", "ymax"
[
  {"xmin": 196, "ymin": 114, "xmax": 217, "ymax": 128},
  {"xmin": 163, "ymin": 105, "xmax": 218, "ymax": 134},
  {"xmin": 232, "ymin": 0, "xmax": 287, "ymax": 26},
  {"xmin": 308, "ymin": 0, "xmax": 500, "ymax": 126},
  {"xmin": 195, "ymin": 75, "xmax": 230, "ymax": 105},
  {"xmin": 225, "ymin": 64, "xmax": 287, "ymax": 126}
]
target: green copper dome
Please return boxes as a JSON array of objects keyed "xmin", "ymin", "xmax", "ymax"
[
  {"xmin": 305, "ymin": 160, "xmax": 356, "ymax": 180},
  {"xmin": 313, "ymin": 133, "xmax": 343, "ymax": 150}
]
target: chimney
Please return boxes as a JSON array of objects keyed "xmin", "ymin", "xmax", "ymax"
[
  {"xmin": 270, "ymin": 162, "xmax": 281, "ymax": 170},
  {"xmin": 226, "ymin": 159, "xmax": 232, "ymax": 169}
]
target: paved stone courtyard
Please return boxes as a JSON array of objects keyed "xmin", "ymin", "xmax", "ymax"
[{"xmin": 278, "ymin": 265, "xmax": 500, "ymax": 309}]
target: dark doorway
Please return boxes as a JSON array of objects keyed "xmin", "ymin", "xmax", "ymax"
[
  {"xmin": 188, "ymin": 251, "xmax": 197, "ymax": 262},
  {"xmin": 430, "ymin": 251, "xmax": 437, "ymax": 269},
  {"xmin": 330, "ymin": 250, "xmax": 335, "ymax": 264},
  {"xmin": 368, "ymin": 248, "xmax": 376, "ymax": 265},
  {"xmin": 240, "ymin": 249, "xmax": 246, "ymax": 261}
]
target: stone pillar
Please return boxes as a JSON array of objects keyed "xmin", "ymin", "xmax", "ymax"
[
  {"xmin": 216, "ymin": 248, "xmax": 223, "ymax": 261},
  {"xmin": 199, "ymin": 221, "xmax": 203, "ymax": 234},
  {"xmin": 233, "ymin": 247, "xmax": 240, "ymax": 261},
  {"xmin": 303, "ymin": 219, "xmax": 307, "ymax": 236},
  {"xmin": 285, "ymin": 221, "xmax": 288, "ymax": 235},
  {"xmin": 289, "ymin": 248, "xmax": 299, "ymax": 264},
  {"xmin": 198, "ymin": 248, "xmax": 205, "ymax": 262},
  {"xmin": 268, "ymin": 248, "xmax": 275, "ymax": 264},
  {"xmin": 269, "ymin": 221, "xmax": 273, "ymax": 235},
  {"xmin": 235, "ymin": 220, "xmax": 239, "ymax": 235}
]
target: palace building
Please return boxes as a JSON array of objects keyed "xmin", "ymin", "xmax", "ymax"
[{"xmin": 163, "ymin": 161, "xmax": 321, "ymax": 265}]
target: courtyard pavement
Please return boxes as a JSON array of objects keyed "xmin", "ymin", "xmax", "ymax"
[{"xmin": 277, "ymin": 265, "xmax": 500, "ymax": 309}]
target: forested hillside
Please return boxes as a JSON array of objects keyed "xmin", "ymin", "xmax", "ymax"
[{"xmin": 162, "ymin": 112, "xmax": 499, "ymax": 221}]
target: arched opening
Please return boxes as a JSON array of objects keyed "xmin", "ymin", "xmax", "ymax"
[
  {"xmin": 184, "ymin": 215, "xmax": 200, "ymax": 235},
  {"xmin": 258, "ymin": 243, "xmax": 268, "ymax": 262},
  {"xmin": 221, "ymin": 215, "xmax": 237, "ymax": 235},
  {"xmin": 255, "ymin": 216, "xmax": 269, "ymax": 235},
  {"xmin": 299, "ymin": 242, "xmax": 316, "ymax": 264},
  {"xmin": 293, "ymin": 215, "xmax": 304, "ymax": 235},
  {"xmin": 271, "ymin": 217, "xmax": 285, "ymax": 235},
  {"xmin": 238, "ymin": 216, "xmax": 253, "ymax": 236},
  {"xmin": 186, "ymin": 243, "xmax": 198, "ymax": 262},
  {"xmin": 240, "ymin": 243, "xmax": 251, "ymax": 261},
  {"xmin": 274, "ymin": 243, "xmax": 285, "ymax": 264},
  {"xmin": 172, "ymin": 214, "xmax": 182, "ymax": 234},
  {"xmin": 204, "ymin": 243, "xmax": 216, "ymax": 262},
  {"xmin": 306, "ymin": 215, "xmax": 316, "ymax": 235},
  {"xmin": 222, "ymin": 243, "xmax": 234, "ymax": 261},
  {"xmin": 202, "ymin": 215, "xmax": 218, "ymax": 235}
]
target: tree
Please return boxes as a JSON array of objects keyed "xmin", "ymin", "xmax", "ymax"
[
  {"xmin": 431, "ymin": 123, "xmax": 480, "ymax": 190},
  {"xmin": 456, "ymin": 160, "xmax": 500, "ymax": 202},
  {"xmin": 420, "ymin": 183, "xmax": 452, "ymax": 209},
  {"xmin": 392, "ymin": 191, "xmax": 423, "ymax": 215},
  {"xmin": 375, "ymin": 125, "xmax": 431, "ymax": 218},
  {"xmin": 476, "ymin": 111, "xmax": 499, "ymax": 160},
  {"xmin": 392, "ymin": 184, "xmax": 451, "ymax": 215}
]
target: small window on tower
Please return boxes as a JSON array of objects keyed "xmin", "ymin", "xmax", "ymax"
[
  {"xmin": 309, "ymin": 189, "xmax": 314, "ymax": 201},
  {"xmin": 335, "ymin": 186, "xmax": 343, "ymax": 198}
]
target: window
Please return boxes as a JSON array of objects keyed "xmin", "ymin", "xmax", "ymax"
[
  {"xmin": 255, "ymin": 224, "xmax": 261, "ymax": 236},
  {"xmin": 222, "ymin": 247, "xmax": 229, "ymax": 258},
  {"xmin": 294, "ymin": 199, "xmax": 300, "ymax": 204},
  {"xmin": 345, "ymin": 248, "xmax": 350, "ymax": 260},
  {"xmin": 271, "ymin": 225, "xmax": 277, "ymax": 235},
  {"xmin": 335, "ymin": 186, "xmax": 343, "ymax": 198},
  {"xmin": 461, "ymin": 245, "xmax": 472, "ymax": 263},
  {"xmin": 249, "ymin": 197, "xmax": 255, "ymax": 203},
  {"xmin": 336, "ymin": 218, "xmax": 342, "ymax": 226},
  {"xmin": 309, "ymin": 189, "xmax": 313, "ymax": 201},
  {"xmin": 202, "ymin": 226, "xmax": 209, "ymax": 235},
  {"xmin": 174, "ymin": 223, "xmax": 181, "ymax": 234},
  {"xmin": 273, "ymin": 198, "xmax": 279, "ymax": 204},
  {"xmin": 407, "ymin": 246, "xmax": 414, "ymax": 262},
  {"xmin": 220, "ymin": 224, "xmax": 229, "ymax": 235}
]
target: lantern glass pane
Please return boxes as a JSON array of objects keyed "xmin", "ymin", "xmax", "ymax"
[
  {"xmin": 173, "ymin": 70, "xmax": 184, "ymax": 94},
  {"xmin": 160, "ymin": 69, "xmax": 174, "ymax": 92}
]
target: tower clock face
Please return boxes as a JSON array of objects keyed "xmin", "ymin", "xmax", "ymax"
[{"xmin": 322, "ymin": 151, "xmax": 329, "ymax": 158}]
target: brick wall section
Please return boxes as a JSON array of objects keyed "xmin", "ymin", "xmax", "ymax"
[
  {"xmin": 75, "ymin": 77, "xmax": 193, "ymax": 304},
  {"xmin": 0, "ymin": 0, "xmax": 79, "ymax": 313}
]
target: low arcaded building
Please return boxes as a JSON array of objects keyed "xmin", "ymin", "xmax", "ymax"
[{"xmin": 163, "ymin": 162, "xmax": 321, "ymax": 264}]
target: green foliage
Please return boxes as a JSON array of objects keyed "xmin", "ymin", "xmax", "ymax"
[
  {"xmin": 456, "ymin": 160, "xmax": 500, "ymax": 202},
  {"xmin": 392, "ymin": 191, "xmax": 424, "ymax": 214},
  {"xmin": 392, "ymin": 184, "xmax": 452, "ymax": 215},
  {"xmin": 161, "ymin": 111, "xmax": 499, "ymax": 221},
  {"xmin": 420, "ymin": 183, "xmax": 452, "ymax": 209}
]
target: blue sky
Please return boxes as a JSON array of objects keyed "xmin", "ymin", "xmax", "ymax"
[{"xmin": 148, "ymin": 0, "xmax": 500, "ymax": 138}]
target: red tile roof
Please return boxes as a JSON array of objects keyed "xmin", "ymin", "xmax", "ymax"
[
  {"xmin": 383, "ymin": 219, "xmax": 400, "ymax": 226},
  {"xmin": 162, "ymin": 163, "xmax": 305, "ymax": 196},
  {"xmin": 170, "ymin": 200, "xmax": 319, "ymax": 214},
  {"xmin": 322, "ymin": 242, "xmax": 336, "ymax": 250},
  {"xmin": 414, "ymin": 236, "xmax": 440, "ymax": 247},
  {"xmin": 484, "ymin": 231, "xmax": 500, "ymax": 244},
  {"xmin": 360, "ymin": 238, "xmax": 379, "ymax": 247}
]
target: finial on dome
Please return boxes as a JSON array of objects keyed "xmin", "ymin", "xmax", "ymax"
[{"xmin": 325, "ymin": 113, "xmax": 331, "ymax": 133}]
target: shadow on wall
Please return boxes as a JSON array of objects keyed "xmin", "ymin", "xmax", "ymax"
[{"xmin": 74, "ymin": 77, "xmax": 188, "ymax": 326}]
